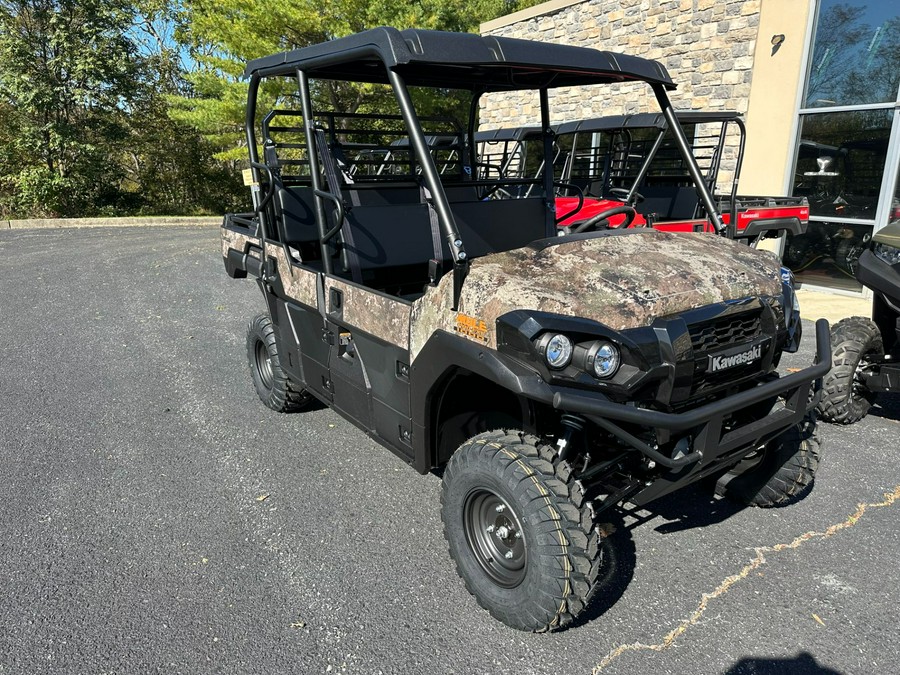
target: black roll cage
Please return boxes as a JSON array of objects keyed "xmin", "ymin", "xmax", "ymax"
[
  {"xmin": 555, "ymin": 111, "xmax": 746, "ymax": 233},
  {"xmin": 241, "ymin": 27, "xmax": 728, "ymax": 306}
]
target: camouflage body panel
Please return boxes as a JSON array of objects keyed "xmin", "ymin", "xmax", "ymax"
[
  {"xmin": 325, "ymin": 278, "xmax": 412, "ymax": 350},
  {"xmin": 221, "ymin": 227, "xmax": 259, "ymax": 259},
  {"xmin": 410, "ymin": 230, "xmax": 781, "ymax": 360},
  {"xmin": 221, "ymin": 227, "xmax": 319, "ymax": 308},
  {"xmin": 265, "ymin": 243, "xmax": 318, "ymax": 309}
]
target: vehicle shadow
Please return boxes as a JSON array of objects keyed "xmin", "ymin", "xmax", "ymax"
[
  {"xmin": 573, "ymin": 469, "xmax": 824, "ymax": 628},
  {"xmin": 569, "ymin": 512, "xmax": 637, "ymax": 630},
  {"xmin": 723, "ymin": 651, "xmax": 843, "ymax": 674},
  {"xmin": 623, "ymin": 481, "xmax": 749, "ymax": 535},
  {"xmin": 866, "ymin": 392, "xmax": 900, "ymax": 423}
]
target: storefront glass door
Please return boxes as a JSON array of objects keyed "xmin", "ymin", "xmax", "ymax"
[{"xmin": 785, "ymin": 0, "xmax": 900, "ymax": 292}]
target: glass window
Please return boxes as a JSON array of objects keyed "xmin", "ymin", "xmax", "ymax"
[
  {"xmin": 804, "ymin": 0, "xmax": 900, "ymax": 108},
  {"xmin": 784, "ymin": 220, "xmax": 871, "ymax": 292},
  {"xmin": 792, "ymin": 109, "xmax": 892, "ymax": 219}
]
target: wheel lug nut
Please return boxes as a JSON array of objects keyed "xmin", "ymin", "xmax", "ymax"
[
  {"xmin": 485, "ymin": 524, "xmax": 495, "ymax": 533},
  {"xmin": 495, "ymin": 504, "xmax": 506, "ymax": 513},
  {"xmin": 515, "ymin": 531, "xmax": 522, "ymax": 539},
  {"xmin": 504, "ymin": 551, "xmax": 514, "ymax": 559}
]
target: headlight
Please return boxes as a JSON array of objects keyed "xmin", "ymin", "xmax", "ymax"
[
  {"xmin": 538, "ymin": 333, "xmax": 573, "ymax": 369},
  {"xmin": 874, "ymin": 242, "xmax": 900, "ymax": 266},
  {"xmin": 588, "ymin": 340, "xmax": 620, "ymax": 379}
]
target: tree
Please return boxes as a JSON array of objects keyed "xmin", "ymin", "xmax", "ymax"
[
  {"xmin": 170, "ymin": 0, "xmax": 543, "ymax": 161},
  {"xmin": 0, "ymin": 0, "xmax": 139, "ymax": 216}
]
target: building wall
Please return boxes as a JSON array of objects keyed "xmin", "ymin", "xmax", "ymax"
[
  {"xmin": 480, "ymin": 0, "xmax": 764, "ymax": 127},
  {"xmin": 479, "ymin": 0, "xmax": 793, "ymax": 193},
  {"xmin": 740, "ymin": 0, "xmax": 812, "ymax": 196}
]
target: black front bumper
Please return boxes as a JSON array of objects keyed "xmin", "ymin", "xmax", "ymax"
[{"xmin": 552, "ymin": 319, "xmax": 831, "ymax": 504}]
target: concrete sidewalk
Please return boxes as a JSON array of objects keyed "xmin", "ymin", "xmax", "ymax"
[
  {"xmin": 797, "ymin": 287, "xmax": 870, "ymax": 324},
  {"xmin": 4, "ymin": 216, "xmax": 220, "ymax": 229}
]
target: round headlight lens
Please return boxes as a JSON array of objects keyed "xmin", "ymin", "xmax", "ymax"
[
  {"xmin": 592, "ymin": 341, "xmax": 620, "ymax": 379},
  {"xmin": 544, "ymin": 334, "xmax": 573, "ymax": 369}
]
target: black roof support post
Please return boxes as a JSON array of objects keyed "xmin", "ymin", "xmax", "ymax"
[
  {"xmin": 296, "ymin": 68, "xmax": 334, "ymax": 275},
  {"xmin": 626, "ymin": 128, "xmax": 667, "ymax": 206},
  {"xmin": 244, "ymin": 75, "xmax": 271, "ymax": 274},
  {"xmin": 387, "ymin": 68, "xmax": 469, "ymax": 308},
  {"xmin": 467, "ymin": 90, "xmax": 482, "ymax": 179},
  {"xmin": 539, "ymin": 88, "xmax": 556, "ymax": 238},
  {"xmin": 652, "ymin": 83, "xmax": 727, "ymax": 235}
]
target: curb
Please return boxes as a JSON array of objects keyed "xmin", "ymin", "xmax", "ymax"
[{"xmin": 4, "ymin": 216, "xmax": 221, "ymax": 230}]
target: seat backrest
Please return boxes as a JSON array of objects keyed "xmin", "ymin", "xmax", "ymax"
[
  {"xmin": 275, "ymin": 179, "xmax": 549, "ymax": 293},
  {"xmin": 636, "ymin": 185, "xmax": 699, "ymax": 221},
  {"xmin": 450, "ymin": 197, "xmax": 549, "ymax": 258},
  {"xmin": 275, "ymin": 186, "xmax": 318, "ymax": 246}
]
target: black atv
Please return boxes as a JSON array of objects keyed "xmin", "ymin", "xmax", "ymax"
[{"xmin": 818, "ymin": 218, "xmax": 900, "ymax": 423}]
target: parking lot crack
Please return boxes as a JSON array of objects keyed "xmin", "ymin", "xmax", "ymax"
[{"xmin": 592, "ymin": 485, "xmax": 900, "ymax": 673}]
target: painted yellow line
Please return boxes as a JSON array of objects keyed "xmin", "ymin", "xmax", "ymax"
[{"xmin": 592, "ymin": 485, "xmax": 900, "ymax": 673}]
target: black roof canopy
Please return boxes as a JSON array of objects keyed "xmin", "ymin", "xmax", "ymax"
[
  {"xmin": 475, "ymin": 126, "xmax": 542, "ymax": 143},
  {"xmin": 244, "ymin": 26, "xmax": 675, "ymax": 92},
  {"xmin": 554, "ymin": 111, "xmax": 743, "ymax": 135}
]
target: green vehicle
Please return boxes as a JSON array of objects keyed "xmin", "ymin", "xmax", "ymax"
[{"xmin": 222, "ymin": 27, "xmax": 830, "ymax": 632}]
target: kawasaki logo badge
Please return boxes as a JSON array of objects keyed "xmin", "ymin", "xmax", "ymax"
[{"xmin": 708, "ymin": 343, "xmax": 763, "ymax": 372}]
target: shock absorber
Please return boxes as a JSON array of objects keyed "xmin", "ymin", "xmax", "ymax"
[{"xmin": 555, "ymin": 413, "xmax": 586, "ymax": 463}]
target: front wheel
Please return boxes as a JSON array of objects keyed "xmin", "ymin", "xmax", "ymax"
[
  {"xmin": 441, "ymin": 431, "xmax": 602, "ymax": 632},
  {"xmin": 715, "ymin": 415, "xmax": 821, "ymax": 507},
  {"xmin": 817, "ymin": 317, "xmax": 883, "ymax": 424},
  {"xmin": 246, "ymin": 313, "xmax": 311, "ymax": 412}
]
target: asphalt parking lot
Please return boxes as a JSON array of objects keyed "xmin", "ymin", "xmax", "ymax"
[{"xmin": 1, "ymin": 226, "xmax": 898, "ymax": 674}]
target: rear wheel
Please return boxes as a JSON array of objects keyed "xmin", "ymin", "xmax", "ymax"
[
  {"xmin": 441, "ymin": 430, "xmax": 603, "ymax": 631},
  {"xmin": 715, "ymin": 415, "xmax": 821, "ymax": 507},
  {"xmin": 246, "ymin": 313, "xmax": 311, "ymax": 412},
  {"xmin": 817, "ymin": 317, "xmax": 883, "ymax": 424}
]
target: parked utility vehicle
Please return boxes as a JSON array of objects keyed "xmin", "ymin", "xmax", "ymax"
[
  {"xmin": 818, "ymin": 218, "xmax": 900, "ymax": 423},
  {"xmin": 221, "ymin": 27, "xmax": 830, "ymax": 632},
  {"xmin": 478, "ymin": 112, "xmax": 809, "ymax": 241}
]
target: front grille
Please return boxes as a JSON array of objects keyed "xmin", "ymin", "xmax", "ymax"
[{"xmin": 689, "ymin": 312, "xmax": 762, "ymax": 352}]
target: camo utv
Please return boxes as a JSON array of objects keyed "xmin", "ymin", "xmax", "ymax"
[{"xmin": 221, "ymin": 27, "xmax": 831, "ymax": 632}]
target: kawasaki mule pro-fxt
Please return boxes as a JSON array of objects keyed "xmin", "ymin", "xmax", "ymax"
[{"xmin": 221, "ymin": 28, "xmax": 831, "ymax": 632}]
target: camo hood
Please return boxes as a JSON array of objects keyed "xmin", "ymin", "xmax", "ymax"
[{"xmin": 409, "ymin": 229, "xmax": 782, "ymax": 359}]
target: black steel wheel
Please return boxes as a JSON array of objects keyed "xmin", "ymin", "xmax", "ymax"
[
  {"xmin": 463, "ymin": 488, "xmax": 527, "ymax": 588},
  {"xmin": 715, "ymin": 414, "xmax": 821, "ymax": 508},
  {"xmin": 817, "ymin": 317, "xmax": 883, "ymax": 424},
  {"xmin": 246, "ymin": 313, "xmax": 311, "ymax": 413},
  {"xmin": 441, "ymin": 430, "xmax": 603, "ymax": 632}
]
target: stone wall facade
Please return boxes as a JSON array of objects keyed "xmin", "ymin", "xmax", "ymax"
[
  {"xmin": 479, "ymin": 0, "xmax": 763, "ymax": 191},
  {"xmin": 480, "ymin": 0, "xmax": 762, "ymax": 127}
]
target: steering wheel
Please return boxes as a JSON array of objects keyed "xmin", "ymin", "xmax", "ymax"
[
  {"xmin": 607, "ymin": 187, "xmax": 644, "ymax": 204},
  {"xmin": 570, "ymin": 205, "xmax": 637, "ymax": 233}
]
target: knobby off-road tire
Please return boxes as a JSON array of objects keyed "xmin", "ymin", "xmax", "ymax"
[
  {"xmin": 441, "ymin": 430, "xmax": 603, "ymax": 632},
  {"xmin": 817, "ymin": 317, "xmax": 883, "ymax": 425},
  {"xmin": 246, "ymin": 314, "xmax": 311, "ymax": 413},
  {"xmin": 715, "ymin": 414, "xmax": 821, "ymax": 508}
]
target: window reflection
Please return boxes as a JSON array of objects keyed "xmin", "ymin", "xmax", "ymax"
[
  {"xmin": 792, "ymin": 109, "xmax": 891, "ymax": 219},
  {"xmin": 805, "ymin": 0, "xmax": 900, "ymax": 108},
  {"xmin": 785, "ymin": 220, "xmax": 871, "ymax": 291}
]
